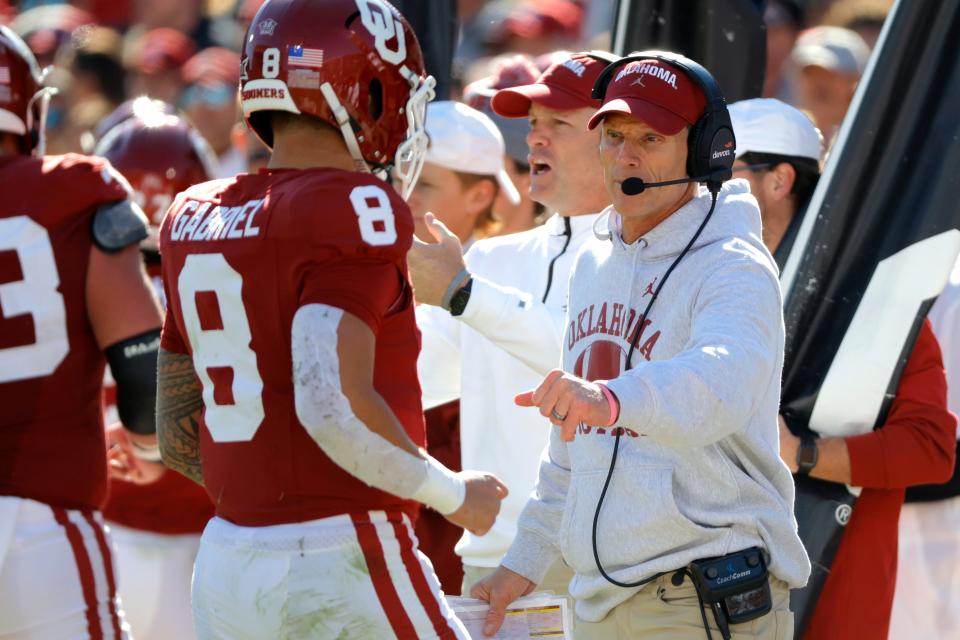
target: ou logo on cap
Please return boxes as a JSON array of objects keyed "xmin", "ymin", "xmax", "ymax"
[{"xmin": 356, "ymin": 0, "xmax": 406, "ymax": 66}]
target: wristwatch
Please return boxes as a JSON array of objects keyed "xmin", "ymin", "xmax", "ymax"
[
  {"xmin": 796, "ymin": 436, "xmax": 819, "ymax": 475},
  {"xmin": 449, "ymin": 278, "xmax": 473, "ymax": 317}
]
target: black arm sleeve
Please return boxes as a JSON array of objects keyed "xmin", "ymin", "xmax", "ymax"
[{"xmin": 105, "ymin": 328, "xmax": 161, "ymax": 435}]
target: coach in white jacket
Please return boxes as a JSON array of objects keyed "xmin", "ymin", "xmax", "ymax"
[
  {"xmin": 474, "ymin": 56, "xmax": 810, "ymax": 639},
  {"xmin": 410, "ymin": 52, "xmax": 616, "ymax": 595}
]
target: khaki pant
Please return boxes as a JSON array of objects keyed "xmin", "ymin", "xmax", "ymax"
[
  {"xmin": 574, "ymin": 573, "xmax": 793, "ymax": 640},
  {"xmin": 460, "ymin": 559, "xmax": 575, "ymax": 597}
]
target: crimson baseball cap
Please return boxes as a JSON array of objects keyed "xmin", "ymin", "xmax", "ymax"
[
  {"xmin": 491, "ymin": 52, "xmax": 611, "ymax": 118},
  {"xmin": 131, "ymin": 28, "xmax": 195, "ymax": 75},
  {"xmin": 587, "ymin": 58, "xmax": 706, "ymax": 135},
  {"xmin": 182, "ymin": 47, "xmax": 240, "ymax": 87}
]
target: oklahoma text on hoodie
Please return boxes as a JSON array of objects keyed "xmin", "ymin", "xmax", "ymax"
[{"xmin": 501, "ymin": 180, "xmax": 811, "ymax": 622}]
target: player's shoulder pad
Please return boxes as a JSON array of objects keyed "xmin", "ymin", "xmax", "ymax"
[{"xmin": 92, "ymin": 199, "xmax": 150, "ymax": 253}]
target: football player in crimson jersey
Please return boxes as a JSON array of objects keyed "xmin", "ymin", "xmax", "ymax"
[
  {"xmin": 155, "ymin": 1, "xmax": 507, "ymax": 638},
  {"xmin": 95, "ymin": 101, "xmax": 219, "ymax": 640},
  {"xmin": 0, "ymin": 26, "xmax": 163, "ymax": 640}
]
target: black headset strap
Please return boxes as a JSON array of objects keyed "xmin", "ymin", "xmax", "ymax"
[
  {"xmin": 630, "ymin": 50, "xmax": 725, "ymax": 109},
  {"xmin": 581, "ymin": 50, "xmax": 621, "ymax": 66}
]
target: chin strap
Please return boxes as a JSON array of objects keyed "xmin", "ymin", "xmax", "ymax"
[
  {"xmin": 25, "ymin": 86, "xmax": 56, "ymax": 157},
  {"xmin": 319, "ymin": 69, "xmax": 435, "ymax": 200},
  {"xmin": 319, "ymin": 82, "xmax": 370, "ymax": 175},
  {"xmin": 27, "ymin": 65, "xmax": 57, "ymax": 156}
]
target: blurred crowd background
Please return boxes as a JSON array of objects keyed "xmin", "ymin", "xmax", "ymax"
[{"xmin": 0, "ymin": 0, "xmax": 892, "ymax": 239}]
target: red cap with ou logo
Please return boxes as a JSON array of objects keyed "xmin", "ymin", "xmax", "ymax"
[
  {"xmin": 587, "ymin": 58, "xmax": 706, "ymax": 135},
  {"xmin": 491, "ymin": 51, "xmax": 611, "ymax": 118}
]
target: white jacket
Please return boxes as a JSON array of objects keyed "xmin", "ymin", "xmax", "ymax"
[{"xmin": 417, "ymin": 212, "xmax": 600, "ymax": 568}]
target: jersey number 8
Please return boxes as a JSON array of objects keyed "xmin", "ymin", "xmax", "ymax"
[{"xmin": 175, "ymin": 185, "xmax": 397, "ymax": 442}]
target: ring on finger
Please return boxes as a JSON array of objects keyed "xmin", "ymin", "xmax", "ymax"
[{"xmin": 551, "ymin": 409, "xmax": 567, "ymax": 421}]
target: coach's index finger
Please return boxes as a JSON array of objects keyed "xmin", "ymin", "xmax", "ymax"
[
  {"xmin": 531, "ymin": 369, "xmax": 565, "ymax": 407},
  {"xmin": 483, "ymin": 589, "xmax": 509, "ymax": 637}
]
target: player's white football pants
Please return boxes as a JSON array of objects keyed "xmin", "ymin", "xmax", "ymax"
[
  {"xmin": 108, "ymin": 523, "xmax": 200, "ymax": 640},
  {"xmin": 0, "ymin": 497, "xmax": 129, "ymax": 640},
  {"xmin": 191, "ymin": 509, "xmax": 468, "ymax": 639}
]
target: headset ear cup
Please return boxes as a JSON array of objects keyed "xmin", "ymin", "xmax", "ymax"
[
  {"xmin": 686, "ymin": 116, "xmax": 710, "ymax": 178},
  {"xmin": 709, "ymin": 124, "xmax": 736, "ymax": 172}
]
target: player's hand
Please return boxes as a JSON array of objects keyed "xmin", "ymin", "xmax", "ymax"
[
  {"xmin": 516, "ymin": 369, "xmax": 611, "ymax": 441},
  {"xmin": 407, "ymin": 212, "xmax": 468, "ymax": 307},
  {"xmin": 106, "ymin": 424, "xmax": 166, "ymax": 485},
  {"xmin": 470, "ymin": 566, "xmax": 537, "ymax": 637},
  {"xmin": 444, "ymin": 471, "xmax": 508, "ymax": 536}
]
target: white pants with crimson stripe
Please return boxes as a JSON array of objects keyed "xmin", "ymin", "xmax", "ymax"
[
  {"xmin": 107, "ymin": 524, "xmax": 200, "ymax": 640},
  {"xmin": 192, "ymin": 510, "xmax": 468, "ymax": 639},
  {"xmin": 0, "ymin": 497, "xmax": 128, "ymax": 640}
]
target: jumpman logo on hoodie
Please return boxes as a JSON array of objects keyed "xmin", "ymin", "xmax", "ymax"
[{"xmin": 642, "ymin": 277, "xmax": 658, "ymax": 298}]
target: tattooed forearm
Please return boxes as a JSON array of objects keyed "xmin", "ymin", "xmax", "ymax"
[{"xmin": 156, "ymin": 348, "xmax": 205, "ymax": 486}]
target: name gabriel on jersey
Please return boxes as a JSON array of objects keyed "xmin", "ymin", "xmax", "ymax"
[{"xmin": 167, "ymin": 199, "xmax": 265, "ymax": 242}]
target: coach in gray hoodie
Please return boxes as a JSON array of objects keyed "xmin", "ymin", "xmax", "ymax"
[{"xmin": 473, "ymin": 56, "xmax": 810, "ymax": 639}]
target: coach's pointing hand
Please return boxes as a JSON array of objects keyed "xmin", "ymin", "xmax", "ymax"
[
  {"xmin": 407, "ymin": 213, "xmax": 467, "ymax": 307},
  {"xmin": 445, "ymin": 472, "xmax": 508, "ymax": 536},
  {"xmin": 516, "ymin": 369, "xmax": 615, "ymax": 441}
]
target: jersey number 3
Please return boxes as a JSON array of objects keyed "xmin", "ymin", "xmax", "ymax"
[
  {"xmin": 175, "ymin": 185, "xmax": 396, "ymax": 442},
  {"xmin": 0, "ymin": 217, "xmax": 69, "ymax": 383}
]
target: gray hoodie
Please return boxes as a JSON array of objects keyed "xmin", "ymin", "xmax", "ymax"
[{"xmin": 501, "ymin": 179, "xmax": 811, "ymax": 622}]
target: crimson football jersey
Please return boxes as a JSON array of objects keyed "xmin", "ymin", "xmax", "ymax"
[
  {"xmin": 0, "ymin": 153, "xmax": 133, "ymax": 510},
  {"xmin": 103, "ymin": 262, "xmax": 214, "ymax": 534},
  {"xmin": 159, "ymin": 167, "xmax": 425, "ymax": 527}
]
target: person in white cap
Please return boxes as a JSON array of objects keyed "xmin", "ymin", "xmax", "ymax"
[
  {"xmin": 408, "ymin": 101, "xmax": 520, "ymax": 247},
  {"xmin": 790, "ymin": 25, "xmax": 871, "ymax": 143},
  {"xmin": 408, "ymin": 100, "xmax": 521, "ymax": 594},
  {"xmin": 729, "ymin": 97, "xmax": 823, "ymax": 265},
  {"xmin": 407, "ymin": 51, "xmax": 616, "ymax": 598}
]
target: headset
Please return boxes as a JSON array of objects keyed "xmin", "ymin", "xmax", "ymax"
[{"xmin": 591, "ymin": 50, "xmax": 736, "ymax": 195}]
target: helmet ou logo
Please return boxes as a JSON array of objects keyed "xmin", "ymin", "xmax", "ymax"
[{"xmin": 355, "ymin": 0, "xmax": 406, "ymax": 66}]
